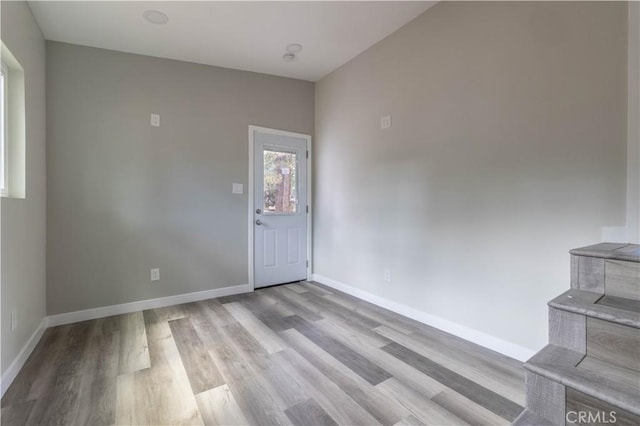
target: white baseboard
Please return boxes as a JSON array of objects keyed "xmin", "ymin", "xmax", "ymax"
[
  {"xmin": 311, "ymin": 273, "xmax": 536, "ymax": 362},
  {"xmin": 1, "ymin": 283, "xmax": 252, "ymax": 397},
  {"xmin": 1, "ymin": 277, "xmax": 534, "ymax": 399},
  {"xmin": 1, "ymin": 317, "xmax": 48, "ymax": 397},
  {"xmin": 48, "ymin": 283, "xmax": 253, "ymax": 327}
]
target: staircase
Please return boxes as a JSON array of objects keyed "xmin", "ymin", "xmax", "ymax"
[{"xmin": 514, "ymin": 243, "xmax": 640, "ymax": 426}]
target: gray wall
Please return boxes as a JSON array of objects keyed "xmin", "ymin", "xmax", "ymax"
[
  {"xmin": 314, "ymin": 1, "xmax": 628, "ymax": 353},
  {"xmin": 1, "ymin": 1, "xmax": 47, "ymax": 375},
  {"xmin": 46, "ymin": 42, "xmax": 314, "ymax": 315}
]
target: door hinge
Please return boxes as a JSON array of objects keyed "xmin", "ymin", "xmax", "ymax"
[
  {"xmin": 306, "ymin": 150, "xmax": 309, "ymax": 159},
  {"xmin": 306, "ymin": 205, "xmax": 309, "ymax": 214},
  {"xmin": 306, "ymin": 260, "xmax": 309, "ymax": 267}
]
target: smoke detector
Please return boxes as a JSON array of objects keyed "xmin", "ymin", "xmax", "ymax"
[
  {"xmin": 282, "ymin": 53, "xmax": 296, "ymax": 62},
  {"xmin": 143, "ymin": 10, "xmax": 169, "ymax": 25}
]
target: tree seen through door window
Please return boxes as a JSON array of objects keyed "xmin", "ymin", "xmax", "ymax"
[{"xmin": 263, "ymin": 149, "xmax": 297, "ymax": 213}]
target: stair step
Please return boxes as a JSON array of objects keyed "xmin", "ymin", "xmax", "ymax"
[
  {"xmin": 549, "ymin": 290, "xmax": 639, "ymax": 371},
  {"xmin": 525, "ymin": 344, "xmax": 640, "ymax": 415},
  {"xmin": 597, "ymin": 295, "xmax": 640, "ymax": 312},
  {"xmin": 577, "ymin": 356, "xmax": 640, "ymax": 390},
  {"xmin": 570, "ymin": 243, "xmax": 640, "ymax": 262},
  {"xmin": 570, "ymin": 244, "xmax": 640, "ymax": 298},
  {"xmin": 549, "ymin": 289, "xmax": 640, "ymax": 328},
  {"xmin": 512, "ymin": 409, "xmax": 555, "ymax": 426}
]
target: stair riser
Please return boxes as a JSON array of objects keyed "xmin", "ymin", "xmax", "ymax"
[
  {"xmin": 549, "ymin": 308, "xmax": 586, "ymax": 353},
  {"xmin": 586, "ymin": 317, "xmax": 640, "ymax": 373},
  {"xmin": 571, "ymin": 255, "xmax": 605, "ymax": 293},
  {"xmin": 525, "ymin": 371, "xmax": 565, "ymax": 425},
  {"xmin": 571, "ymin": 256, "xmax": 640, "ymax": 300},
  {"xmin": 566, "ymin": 387, "xmax": 640, "ymax": 426},
  {"xmin": 605, "ymin": 260, "xmax": 640, "ymax": 301},
  {"xmin": 549, "ymin": 308, "xmax": 640, "ymax": 372}
]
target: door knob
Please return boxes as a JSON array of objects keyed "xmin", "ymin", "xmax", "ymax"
[
  {"xmin": 256, "ymin": 209, "xmax": 262, "ymax": 214},
  {"xmin": 255, "ymin": 219, "xmax": 262, "ymax": 226}
]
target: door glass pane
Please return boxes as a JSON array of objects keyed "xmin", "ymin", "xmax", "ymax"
[{"xmin": 263, "ymin": 149, "xmax": 297, "ymax": 214}]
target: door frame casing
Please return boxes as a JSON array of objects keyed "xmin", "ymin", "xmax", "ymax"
[{"xmin": 248, "ymin": 125, "xmax": 312, "ymax": 290}]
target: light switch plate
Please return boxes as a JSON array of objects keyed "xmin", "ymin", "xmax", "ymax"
[
  {"xmin": 11, "ymin": 310, "xmax": 17, "ymax": 331},
  {"xmin": 232, "ymin": 183, "xmax": 243, "ymax": 194},
  {"xmin": 151, "ymin": 114, "xmax": 160, "ymax": 127},
  {"xmin": 151, "ymin": 268, "xmax": 160, "ymax": 281},
  {"xmin": 381, "ymin": 115, "xmax": 391, "ymax": 129}
]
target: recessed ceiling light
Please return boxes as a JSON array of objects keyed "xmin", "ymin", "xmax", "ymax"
[
  {"xmin": 286, "ymin": 43, "xmax": 303, "ymax": 54},
  {"xmin": 282, "ymin": 53, "xmax": 296, "ymax": 62},
  {"xmin": 143, "ymin": 10, "xmax": 169, "ymax": 25}
]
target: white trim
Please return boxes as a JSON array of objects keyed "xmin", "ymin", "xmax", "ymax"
[
  {"xmin": 311, "ymin": 273, "xmax": 537, "ymax": 362},
  {"xmin": 0, "ymin": 284, "xmax": 252, "ymax": 396},
  {"xmin": 248, "ymin": 125, "xmax": 313, "ymax": 289},
  {"xmin": 47, "ymin": 283, "xmax": 252, "ymax": 327},
  {"xmin": 248, "ymin": 126, "xmax": 255, "ymax": 288},
  {"xmin": 1, "ymin": 317, "xmax": 48, "ymax": 397},
  {"xmin": 627, "ymin": 1, "xmax": 640, "ymax": 243},
  {"xmin": 0, "ymin": 61, "xmax": 8, "ymax": 197},
  {"xmin": 307, "ymin": 139, "xmax": 313, "ymax": 276}
]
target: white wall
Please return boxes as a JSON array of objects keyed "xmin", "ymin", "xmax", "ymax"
[
  {"xmin": 0, "ymin": 1, "xmax": 47, "ymax": 375},
  {"xmin": 314, "ymin": 1, "xmax": 628, "ymax": 356}
]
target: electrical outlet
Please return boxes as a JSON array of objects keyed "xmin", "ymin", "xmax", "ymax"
[
  {"xmin": 11, "ymin": 310, "xmax": 17, "ymax": 331},
  {"xmin": 380, "ymin": 115, "xmax": 392, "ymax": 129},
  {"xmin": 384, "ymin": 268, "xmax": 392, "ymax": 283},
  {"xmin": 150, "ymin": 114, "xmax": 160, "ymax": 127},
  {"xmin": 151, "ymin": 268, "xmax": 160, "ymax": 282}
]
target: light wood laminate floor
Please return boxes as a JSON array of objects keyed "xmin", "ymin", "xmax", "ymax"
[{"xmin": 1, "ymin": 282, "xmax": 525, "ymax": 425}]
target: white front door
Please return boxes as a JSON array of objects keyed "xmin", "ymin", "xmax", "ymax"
[{"xmin": 252, "ymin": 128, "xmax": 309, "ymax": 288}]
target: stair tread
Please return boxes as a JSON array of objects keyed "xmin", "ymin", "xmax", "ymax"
[
  {"xmin": 549, "ymin": 289, "xmax": 640, "ymax": 328},
  {"xmin": 512, "ymin": 409, "xmax": 555, "ymax": 426},
  {"xmin": 525, "ymin": 344, "xmax": 640, "ymax": 415},
  {"xmin": 570, "ymin": 243, "xmax": 640, "ymax": 262},
  {"xmin": 597, "ymin": 295, "xmax": 640, "ymax": 313}
]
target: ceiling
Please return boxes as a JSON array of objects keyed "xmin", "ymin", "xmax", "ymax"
[{"xmin": 29, "ymin": 1, "xmax": 435, "ymax": 81}]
